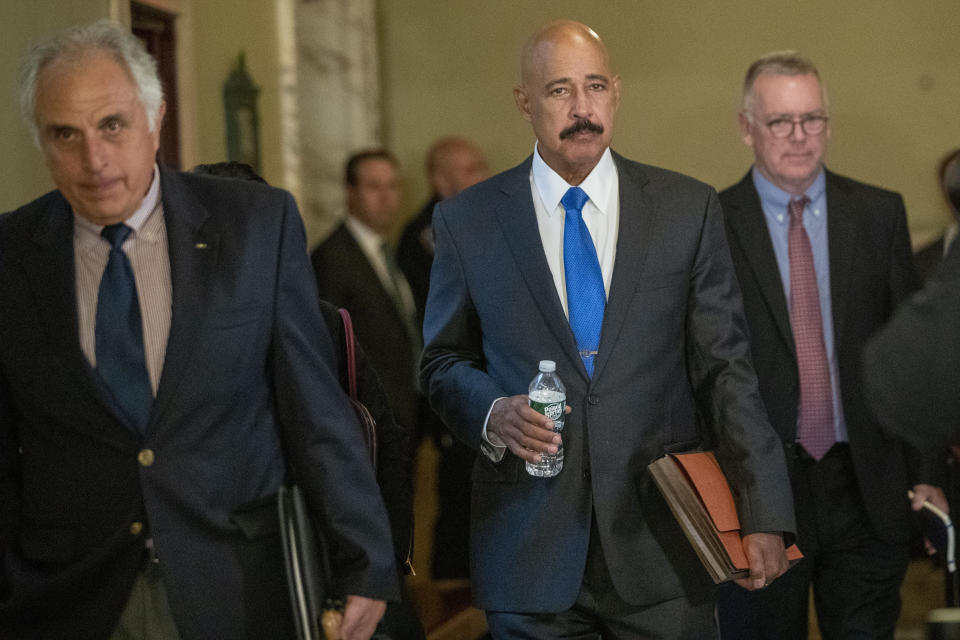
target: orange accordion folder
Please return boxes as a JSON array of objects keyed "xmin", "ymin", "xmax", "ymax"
[{"xmin": 649, "ymin": 451, "xmax": 802, "ymax": 583}]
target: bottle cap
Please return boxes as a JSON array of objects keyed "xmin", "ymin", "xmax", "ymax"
[{"xmin": 538, "ymin": 360, "xmax": 556, "ymax": 372}]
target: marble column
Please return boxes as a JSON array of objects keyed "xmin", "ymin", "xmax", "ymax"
[{"xmin": 277, "ymin": 0, "xmax": 382, "ymax": 247}]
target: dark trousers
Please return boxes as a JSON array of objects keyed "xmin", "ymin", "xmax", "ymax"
[
  {"xmin": 717, "ymin": 443, "xmax": 909, "ymax": 640},
  {"xmin": 109, "ymin": 552, "xmax": 181, "ymax": 640},
  {"xmin": 431, "ymin": 432, "xmax": 474, "ymax": 580},
  {"xmin": 486, "ymin": 516, "xmax": 717, "ymax": 639}
]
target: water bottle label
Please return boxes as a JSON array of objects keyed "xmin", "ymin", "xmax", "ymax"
[{"xmin": 530, "ymin": 399, "xmax": 564, "ymax": 423}]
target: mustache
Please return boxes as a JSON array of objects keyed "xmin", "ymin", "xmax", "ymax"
[{"xmin": 559, "ymin": 119, "xmax": 604, "ymax": 140}]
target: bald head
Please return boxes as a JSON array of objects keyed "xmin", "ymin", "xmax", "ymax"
[
  {"xmin": 520, "ymin": 21, "xmax": 610, "ymax": 89},
  {"xmin": 426, "ymin": 137, "xmax": 489, "ymax": 199},
  {"xmin": 514, "ymin": 20, "xmax": 620, "ymax": 185}
]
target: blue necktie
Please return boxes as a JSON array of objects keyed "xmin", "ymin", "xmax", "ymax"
[
  {"xmin": 562, "ymin": 186, "xmax": 605, "ymax": 377},
  {"xmin": 96, "ymin": 223, "xmax": 152, "ymax": 433}
]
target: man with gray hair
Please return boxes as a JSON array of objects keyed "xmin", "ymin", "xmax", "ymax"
[
  {"xmin": 716, "ymin": 50, "xmax": 947, "ymax": 638},
  {"xmin": 0, "ymin": 20, "xmax": 398, "ymax": 640}
]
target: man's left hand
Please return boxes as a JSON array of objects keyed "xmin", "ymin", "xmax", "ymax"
[
  {"xmin": 911, "ymin": 483, "xmax": 948, "ymax": 513},
  {"xmin": 340, "ymin": 595, "xmax": 386, "ymax": 640},
  {"xmin": 735, "ymin": 532, "xmax": 788, "ymax": 591},
  {"xmin": 911, "ymin": 483, "xmax": 949, "ymax": 556}
]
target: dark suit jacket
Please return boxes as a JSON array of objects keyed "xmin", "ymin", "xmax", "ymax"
[
  {"xmin": 721, "ymin": 169, "xmax": 940, "ymax": 544},
  {"xmin": 397, "ymin": 197, "xmax": 439, "ymax": 324},
  {"xmin": 863, "ymin": 240, "xmax": 960, "ymax": 448},
  {"xmin": 0, "ymin": 170, "xmax": 399, "ymax": 640},
  {"xmin": 420, "ymin": 152, "xmax": 795, "ymax": 612},
  {"xmin": 317, "ymin": 300, "xmax": 413, "ymax": 572},
  {"xmin": 311, "ymin": 224, "xmax": 420, "ymax": 435}
]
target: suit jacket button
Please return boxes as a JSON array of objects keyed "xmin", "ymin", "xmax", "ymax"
[
  {"xmin": 588, "ymin": 394, "xmax": 599, "ymax": 405},
  {"xmin": 582, "ymin": 469, "xmax": 591, "ymax": 479},
  {"xmin": 130, "ymin": 521, "xmax": 143, "ymax": 536},
  {"xmin": 138, "ymin": 449, "xmax": 155, "ymax": 467}
]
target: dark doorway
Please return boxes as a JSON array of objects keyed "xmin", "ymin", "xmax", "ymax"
[{"xmin": 131, "ymin": 2, "xmax": 180, "ymax": 170}]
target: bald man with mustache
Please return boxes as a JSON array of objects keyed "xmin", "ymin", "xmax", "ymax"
[{"xmin": 420, "ymin": 20, "xmax": 794, "ymax": 638}]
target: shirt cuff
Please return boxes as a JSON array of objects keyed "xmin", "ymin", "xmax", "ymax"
[{"xmin": 480, "ymin": 397, "xmax": 508, "ymax": 462}]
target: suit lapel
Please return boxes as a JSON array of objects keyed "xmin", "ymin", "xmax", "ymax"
[
  {"xmin": 724, "ymin": 174, "xmax": 796, "ymax": 356},
  {"xmin": 825, "ymin": 171, "xmax": 854, "ymax": 342},
  {"xmin": 591, "ymin": 154, "xmax": 656, "ymax": 380},
  {"xmin": 18, "ymin": 194, "xmax": 142, "ymax": 443},
  {"xmin": 339, "ymin": 225, "xmax": 414, "ymax": 331},
  {"xmin": 493, "ymin": 158, "xmax": 583, "ymax": 376},
  {"xmin": 23, "ymin": 195, "xmax": 114, "ymax": 406},
  {"xmin": 149, "ymin": 169, "xmax": 219, "ymax": 430}
]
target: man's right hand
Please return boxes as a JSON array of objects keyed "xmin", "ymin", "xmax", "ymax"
[
  {"xmin": 488, "ymin": 395, "xmax": 568, "ymax": 463},
  {"xmin": 338, "ymin": 594, "xmax": 386, "ymax": 640}
]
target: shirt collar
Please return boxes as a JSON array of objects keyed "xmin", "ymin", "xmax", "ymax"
[
  {"xmin": 751, "ymin": 165, "xmax": 826, "ymax": 225},
  {"xmin": 74, "ymin": 164, "xmax": 162, "ymax": 246},
  {"xmin": 344, "ymin": 214, "xmax": 388, "ymax": 254},
  {"xmin": 532, "ymin": 143, "xmax": 616, "ymax": 217}
]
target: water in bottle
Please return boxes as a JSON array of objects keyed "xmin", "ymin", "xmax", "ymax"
[{"xmin": 526, "ymin": 360, "xmax": 566, "ymax": 477}]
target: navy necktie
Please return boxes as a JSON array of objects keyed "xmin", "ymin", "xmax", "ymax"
[
  {"xmin": 96, "ymin": 223, "xmax": 153, "ymax": 433},
  {"xmin": 562, "ymin": 186, "xmax": 605, "ymax": 377}
]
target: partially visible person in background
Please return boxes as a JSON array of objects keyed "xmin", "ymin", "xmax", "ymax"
[
  {"xmin": 398, "ymin": 137, "xmax": 489, "ymax": 318},
  {"xmin": 190, "ymin": 160, "xmax": 267, "ymax": 184},
  {"xmin": 863, "ymin": 149, "xmax": 960, "ymax": 449},
  {"xmin": 914, "ymin": 149, "xmax": 960, "ymax": 281},
  {"xmin": 397, "ymin": 136, "xmax": 489, "ymax": 583}
]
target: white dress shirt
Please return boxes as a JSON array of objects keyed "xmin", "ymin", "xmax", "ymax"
[
  {"xmin": 344, "ymin": 215, "xmax": 417, "ymax": 321},
  {"xmin": 482, "ymin": 145, "xmax": 620, "ymax": 460}
]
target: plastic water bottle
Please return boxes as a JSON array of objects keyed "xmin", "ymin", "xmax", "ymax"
[{"xmin": 526, "ymin": 360, "xmax": 566, "ymax": 477}]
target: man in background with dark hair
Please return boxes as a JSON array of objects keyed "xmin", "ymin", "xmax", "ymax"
[{"xmin": 311, "ymin": 150, "xmax": 421, "ymax": 474}]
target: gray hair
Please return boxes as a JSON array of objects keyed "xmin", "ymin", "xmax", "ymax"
[
  {"xmin": 741, "ymin": 50, "xmax": 828, "ymax": 113},
  {"xmin": 18, "ymin": 19, "xmax": 164, "ymax": 146}
]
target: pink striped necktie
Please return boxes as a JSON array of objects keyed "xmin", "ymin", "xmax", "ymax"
[{"xmin": 788, "ymin": 196, "xmax": 835, "ymax": 460}]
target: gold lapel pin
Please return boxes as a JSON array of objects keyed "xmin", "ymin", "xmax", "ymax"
[{"xmin": 195, "ymin": 242, "xmax": 208, "ymax": 249}]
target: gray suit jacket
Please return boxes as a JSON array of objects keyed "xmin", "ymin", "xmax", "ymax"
[{"xmin": 420, "ymin": 152, "xmax": 794, "ymax": 612}]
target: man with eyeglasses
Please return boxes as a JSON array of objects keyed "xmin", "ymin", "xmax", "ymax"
[{"xmin": 716, "ymin": 51, "xmax": 948, "ymax": 639}]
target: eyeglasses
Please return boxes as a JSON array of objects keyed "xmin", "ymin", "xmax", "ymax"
[{"xmin": 759, "ymin": 114, "xmax": 829, "ymax": 138}]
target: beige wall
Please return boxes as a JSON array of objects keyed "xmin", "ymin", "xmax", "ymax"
[
  {"xmin": 0, "ymin": 0, "xmax": 288, "ymax": 213},
  {"xmin": 1, "ymin": 1, "xmax": 112, "ymax": 213},
  {"xmin": 5, "ymin": 1, "xmax": 958, "ymax": 246},
  {"xmin": 189, "ymin": 0, "xmax": 286, "ymax": 188},
  {"xmin": 378, "ymin": 1, "xmax": 960, "ymax": 246}
]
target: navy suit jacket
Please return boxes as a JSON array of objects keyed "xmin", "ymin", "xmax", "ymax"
[
  {"xmin": 0, "ymin": 170, "xmax": 399, "ymax": 639},
  {"xmin": 420, "ymin": 152, "xmax": 795, "ymax": 612},
  {"xmin": 721, "ymin": 169, "xmax": 941, "ymax": 544}
]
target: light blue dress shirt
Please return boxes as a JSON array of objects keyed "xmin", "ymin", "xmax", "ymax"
[{"xmin": 752, "ymin": 168, "xmax": 848, "ymax": 443}]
